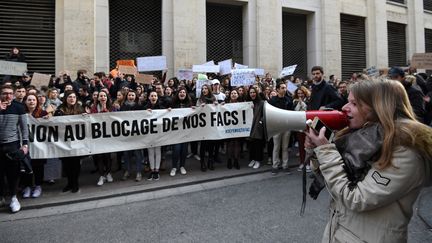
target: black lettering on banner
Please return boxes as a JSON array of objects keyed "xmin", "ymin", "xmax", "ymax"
[
  {"xmin": 111, "ymin": 121, "xmax": 121, "ymax": 137},
  {"xmin": 199, "ymin": 113, "xmax": 206, "ymax": 127},
  {"xmin": 121, "ymin": 120, "xmax": 131, "ymax": 136},
  {"xmin": 231, "ymin": 111, "xmax": 239, "ymax": 125},
  {"xmin": 75, "ymin": 124, "xmax": 85, "ymax": 140},
  {"xmin": 140, "ymin": 119, "xmax": 149, "ymax": 135},
  {"xmin": 171, "ymin": 117, "xmax": 179, "ymax": 131},
  {"xmin": 210, "ymin": 112, "xmax": 216, "ymax": 127},
  {"xmin": 242, "ymin": 110, "xmax": 246, "ymax": 124},
  {"xmin": 150, "ymin": 118, "xmax": 157, "ymax": 134},
  {"xmin": 162, "ymin": 118, "xmax": 171, "ymax": 132},
  {"xmin": 217, "ymin": 112, "xmax": 224, "ymax": 126},
  {"xmin": 36, "ymin": 126, "xmax": 47, "ymax": 142},
  {"xmin": 101, "ymin": 122, "xmax": 111, "ymax": 138},
  {"xmin": 64, "ymin": 125, "xmax": 75, "ymax": 142},
  {"xmin": 183, "ymin": 114, "xmax": 200, "ymax": 129},
  {"xmin": 92, "ymin": 123, "xmax": 101, "ymax": 138},
  {"xmin": 49, "ymin": 126, "xmax": 59, "ymax": 142}
]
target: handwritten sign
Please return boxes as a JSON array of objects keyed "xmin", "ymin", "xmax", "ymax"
[
  {"xmin": 411, "ymin": 53, "xmax": 432, "ymax": 69},
  {"xmin": 366, "ymin": 66, "xmax": 379, "ymax": 77},
  {"xmin": 177, "ymin": 69, "xmax": 193, "ymax": 80},
  {"xmin": 192, "ymin": 64, "xmax": 220, "ymax": 73},
  {"xmin": 280, "ymin": 64, "xmax": 297, "ymax": 77},
  {"xmin": 0, "ymin": 60, "xmax": 27, "ymax": 76},
  {"xmin": 254, "ymin": 69, "xmax": 265, "ymax": 76},
  {"xmin": 136, "ymin": 56, "xmax": 167, "ymax": 72},
  {"xmin": 31, "ymin": 72, "xmax": 51, "ymax": 88},
  {"xmin": 118, "ymin": 65, "xmax": 137, "ymax": 75},
  {"xmin": 219, "ymin": 59, "xmax": 232, "ymax": 75},
  {"xmin": 202, "ymin": 60, "xmax": 215, "ymax": 66},
  {"xmin": 135, "ymin": 74, "xmax": 154, "ymax": 84},
  {"xmin": 231, "ymin": 69, "xmax": 256, "ymax": 87}
]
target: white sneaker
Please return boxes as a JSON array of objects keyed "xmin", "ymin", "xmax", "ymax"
[
  {"xmin": 106, "ymin": 173, "xmax": 113, "ymax": 183},
  {"xmin": 136, "ymin": 172, "xmax": 142, "ymax": 182},
  {"xmin": 10, "ymin": 196, "xmax": 21, "ymax": 213},
  {"xmin": 22, "ymin": 187, "xmax": 31, "ymax": 199},
  {"xmin": 248, "ymin": 160, "xmax": 256, "ymax": 168},
  {"xmin": 297, "ymin": 164, "xmax": 305, "ymax": 172},
  {"xmin": 180, "ymin": 167, "xmax": 187, "ymax": 175},
  {"xmin": 97, "ymin": 176, "xmax": 106, "ymax": 186},
  {"xmin": 186, "ymin": 152, "xmax": 193, "ymax": 158},
  {"xmin": 306, "ymin": 165, "xmax": 312, "ymax": 173},
  {"xmin": 253, "ymin": 161, "xmax": 261, "ymax": 169},
  {"xmin": 170, "ymin": 168, "xmax": 177, "ymax": 177},
  {"xmin": 193, "ymin": 154, "xmax": 201, "ymax": 161},
  {"xmin": 32, "ymin": 186, "xmax": 42, "ymax": 198},
  {"xmin": 122, "ymin": 171, "xmax": 129, "ymax": 181}
]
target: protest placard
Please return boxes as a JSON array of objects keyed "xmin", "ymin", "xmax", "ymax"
[
  {"xmin": 286, "ymin": 81, "xmax": 298, "ymax": 95},
  {"xmin": 280, "ymin": 64, "xmax": 297, "ymax": 77},
  {"xmin": 31, "ymin": 72, "xmax": 51, "ymax": 88},
  {"xmin": 0, "ymin": 60, "xmax": 27, "ymax": 76},
  {"xmin": 118, "ymin": 65, "xmax": 137, "ymax": 75},
  {"xmin": 192, "ymin": 64, "xmax": 220, "ymax": 73},
  {"xmin": 195, "ymin": 77, "xmax": 212, "ymax": 98},
  {"xmin": 136, "ymin": 56, "xmax": 167, "ymax": 72},
  {"xmin": 234, "ymin": 63, "xmax": 248, "ymax": 69},
  {"xmin": 135, "ymin": 74, "xmax": 154, "ymax": 84},
  {"xmin": 202, "ymin": 60, "xmax": 215, "ymax": 66},
  {"xmin": 254, "ymin": 69, "xmax": 265, "ymax": 76},
  {"xmin": 411, "ymin": 53, "xmax": 432, "ymax": 69},
  {"xmin": 177, "ymin": 69, "xmax": 193, "ymax": 80},
  {"xmin": 28, "ymin": 103, "xmax": 253, "ymax": 159},
  {"xmin": 219, "ymin": 59, "xmax": 232, "ymax": 75},
  {"xmin": 231, "ymin": 69, "xmax": 256, "ymax": 87},
  {"xmin": 366, "ymin": 66, "xmax": 379, "ymax": 77}
]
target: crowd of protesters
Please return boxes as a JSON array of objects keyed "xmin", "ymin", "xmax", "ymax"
[{"xmin": 1, "ymin": 58, "xmax": 432, "ymax": 213}]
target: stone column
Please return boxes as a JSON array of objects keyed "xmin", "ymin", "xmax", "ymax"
[
  {"xmin": 320, "ymin": 0, "xmax": 341, "ymax": 79},
  {"xmin": 162, "ymin": 0, "xmax": 174, "ymax": 76},
  {"xmin": 256, "ymin": 0, "xmax": 282, "ymax": 76},
  {"xmin": 171, "ymin": 0, "xmax": 206, "ymax": 76},
  {"xmin": 407, "ymin": 0, "xmax": 425, "ymax": 61},
  {"xmin": 95, "ymin": 0, "xmax": 109, "ymax": 73},
  {"xmin": 366, "ymin": 0, "xmax": 388, "ymax": 69},
  {"xmin": 243, "ymin": 0, "xmax": 257, "ymax": 68},
  {"xmin": 55, "ymin": 0, "xmax": 96, "ymax": 78}
]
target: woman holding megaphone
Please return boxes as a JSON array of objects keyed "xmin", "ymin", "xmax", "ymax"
[{"xmin": 305, "ymin": 80, "xmax": 432, "ymax": 243}]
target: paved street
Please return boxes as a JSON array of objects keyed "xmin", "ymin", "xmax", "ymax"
[{"xmin": 1, "ymin": 173, "xmax": 431, "ymax": 242}]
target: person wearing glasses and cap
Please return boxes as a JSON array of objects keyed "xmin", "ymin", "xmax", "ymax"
[{"xmin": 211, "ymin": 79, "xmax": 226, "ymax": 103}]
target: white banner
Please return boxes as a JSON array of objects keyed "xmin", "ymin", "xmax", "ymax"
[
  {"xmin": 231, "ymin": 69, "xmax": 256, "ymax": 87},
  {"xmin": 0, "ymin": 60, "xmax": 27, "ymax": 76},
  {"xmin": 28, "ymin": 103, "xmax": 253, "ymax": 159},
  {"xmin": 234, "ymin": 63, "xmax": 248, "ymax": 69},
  {"xmin": 192, "ymin": 64, "xmax": 220, "ymax": 73},
  {"xmin": 254, "ymin": 68, "xmax": 265, "ymax": 76},
  {"xmin": 136, "ymin": 56, "xmax": 167, "ymax": 72},
  {"xmin": 219, "ymin": 59, "xmax": 233, "ymax": 75},
  {"xmin": 280, "ymin": 64, "xmax": 297, "ymax": 77}
]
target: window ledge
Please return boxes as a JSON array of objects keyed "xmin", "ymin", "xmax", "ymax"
[{"xmin": 386, "ymin": 1, "xmax": 407, "ymax": 8}]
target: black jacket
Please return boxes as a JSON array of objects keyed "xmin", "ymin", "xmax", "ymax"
[
  {"xmin": 269, "ymin": 95, "xmax": 293, "ymax": 111},
  {"xmin": 308, "ymin": 81, "xmax": 344, "ymax": 110}
]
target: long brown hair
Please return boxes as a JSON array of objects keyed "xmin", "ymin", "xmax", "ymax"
[{"xmin": 344, "ymin": 80, "xmax": 432, "ymax": 169}]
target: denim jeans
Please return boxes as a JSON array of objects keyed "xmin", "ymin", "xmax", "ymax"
[
  {"xmin": 172, "ymin": 143, "xmax": 188, "ymax": 169},
  {"xmin": 123, "ymin": 149, "xmax": 143, "ymax": 173}
]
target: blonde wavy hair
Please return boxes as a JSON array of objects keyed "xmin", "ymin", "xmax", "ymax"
[{"xmin": 343, "ymin": 79, "xmax": 432, "ymax": 169}]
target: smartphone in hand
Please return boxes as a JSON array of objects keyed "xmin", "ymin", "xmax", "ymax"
[{"xmin": 310, "ymin": 117, "xmax": 335, "ymax": 142}]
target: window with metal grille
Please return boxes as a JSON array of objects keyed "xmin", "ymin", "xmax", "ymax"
[
  {"xmin": 388, "ymin": 22, "xmax": 407, "ymax": 67},
  {"xmin": 206, "ymin": 3, "xmax": 243, "ymax": 64},
  {"xmin": 340, "ymin": 14, "xmax": 366, "ymax": 80},
  {"xmin": 387, "ymin": 0, "xmax": 405, "ymax": 4},
  {"xmin": 282, "ymin": 12, "xmax": 307, "ymax": 80},
  {"xmin": 425, "ymin": 29, "xmax": 432, "ymax": 52},
  {"xmin": 425, "ymin": 0, "xmax": 432, "ymax": 12},
  {"xmin": 0, "ymin": 0, "xmax": 55, "ymax": 74},
  {"xmin": 109, "ymin": 0, "xmax": 161, "ymax": 70}
]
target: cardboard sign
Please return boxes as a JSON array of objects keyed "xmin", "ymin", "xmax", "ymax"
[
  {"xmin": 192, "ymin": 64, "xmax": 220, "ymax": 73},
  {"xmin": 118, "ymin": 65, "xmax": 137, "ymax": 75},
  {"xmin": 0, "ymin": 60, "xmax": 27, "ymax": 76},
  {"xmin": 366, "ymin": 66, "xmax": 379, "ymax": 77},
  {"xmin": 135, "ymin": 74, "xmax": 154, "ymax": 84},
  {"xmin": 411, "ymin": 53, "xmax": 432, "ymax": 69},
  {"xmin": 202, "ymin": 60, "xmax": 215, "ymax": 66},
  {"xmin": 136, "ymin": 56, "xmax": 167, "ymax": 72},
  {"xmin": 286, "ymin": 81, "xmax": 298, "ymax": 95},
  {"xmin": 219, "ymin": 59, "xmax": 232, "ymax": 75},
  {"xmin": 280, "ymin": 65, "xmax": 297, "ymax": 77},
  {"xmin": 177, "ymin": 69, "xmax": 193, "ymax": 80},
  {"xmin": 254, "ymin": 69, "xmax": 265, "ymax": 76},
  {"xmin": 31, "ymin": 72, "xmax": 51, "ymax": 88},
  {"xmin": 231, "ymin": 69, "xmax": 256, "ymax": 87},
  {"xmin": 234, "ymin": 63, "xmax": 248, "ymax": 69}
]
